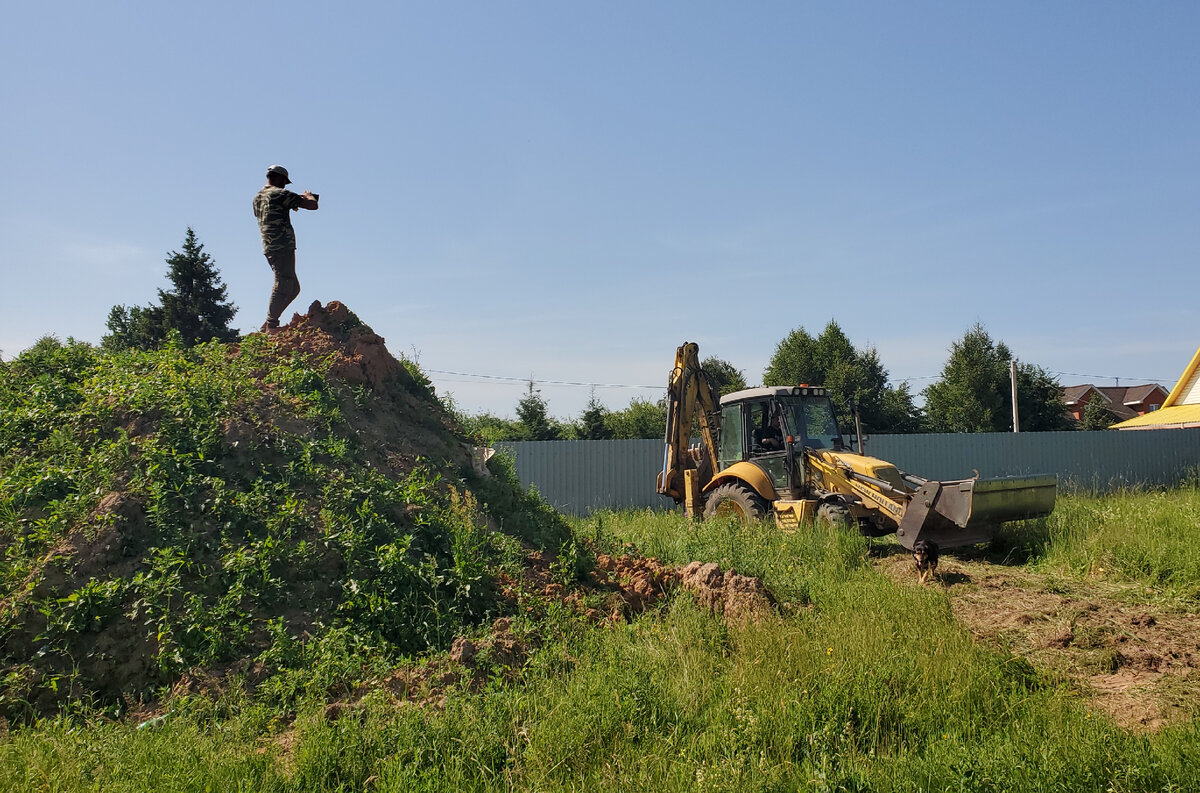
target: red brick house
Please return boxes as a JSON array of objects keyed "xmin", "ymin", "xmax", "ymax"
[{"xmin": 1061, "ymin": 383, "xmax": 1169, "ymax": 424}]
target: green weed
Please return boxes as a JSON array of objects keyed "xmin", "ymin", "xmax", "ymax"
[
  {"xmin": 0, "ymin": 336, "xmax": 569, "ymax": 721},
  {"xmin": 1021, "ymin": 486, "xmax": 1200, "ymax": 603}
]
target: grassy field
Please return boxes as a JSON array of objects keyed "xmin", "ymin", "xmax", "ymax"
[
  {"xmin": 1036, "ymin": 485, "xmax": 1200, "ymax": 604},
  {"xmin": 4, "ymin": 487, "xmax": 1200, "ymax": 792}
]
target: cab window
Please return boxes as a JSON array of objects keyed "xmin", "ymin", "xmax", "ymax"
[
  {"xmin": 748, "ymin": 400, "xmax": 783, "ymax": 453},
  {"xmin": 718, "ymin": 404, "xmax": 744, "ymax": 467},
  {"xmin": 801, "ymin": 399, "xmax": 841, "ymax": 449}
]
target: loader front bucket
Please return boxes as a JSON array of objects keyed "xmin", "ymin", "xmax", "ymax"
[{"xmin": 894, "ymin": 474, "xmax": 1057, "ymax": 550}]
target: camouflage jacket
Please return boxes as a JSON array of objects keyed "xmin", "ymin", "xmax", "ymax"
[{"xmin": 253, "ymin": 186, "xmax": 304, "ymax": 253}]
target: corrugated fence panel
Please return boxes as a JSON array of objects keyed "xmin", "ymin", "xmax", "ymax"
[
  {"xmin": 497, "ymin": 430, "xmax": 1200, "ymax": 516},
  {"xmin": 494, "ymin": 439, "xmax": 671, "ymax": 515},
  {"xmin": 866, "ymin": 429, "xmax": 1200, "ymax": 490}
]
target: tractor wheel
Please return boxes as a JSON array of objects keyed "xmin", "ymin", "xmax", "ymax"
[
  {"xmin": 817, "ymin": 502, "xmax": 853, "ymax": 530},
  {"xmin": 704, "ymin": 482, "xmax": 768, "ymax": 522},
  {"xmin": 856, "ymin": 515, "xmax": 896, "ymax": 537}
]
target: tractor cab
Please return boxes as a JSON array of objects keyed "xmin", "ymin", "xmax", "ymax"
[
  {"xmin": 718, "ymin": 387, "xmax": 844, "ymax": 459},
  {"xmin": 716, "ymin": 386, "xmax": 845, "ymax": 496}
]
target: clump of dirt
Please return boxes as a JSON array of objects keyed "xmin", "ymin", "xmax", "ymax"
[
  {"xmin": 679, "ymin": 561, "xmax": 777, "ymax": 622},
  {"xmin": 276, "ymin": 300, "xmax": 406, "ymax": 391},
  {"xmin": 491, "ymin": 549, "xmax": 775, "ymax": 625},
  {"xmin": 875, "ymin": 552, "xmax": 1200, "ymax": 731},
  {"xmin": 592, "ymin": 553, "xmax": 680, "ymax": 619},
  {"xmin": 491, "ymin": 549, "xmax": 680, "ymax": 623}
]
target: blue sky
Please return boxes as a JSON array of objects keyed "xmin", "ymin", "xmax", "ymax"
[{"xmin": 3, "ymin": 2, "xmax": 1197, "ymax": 420}]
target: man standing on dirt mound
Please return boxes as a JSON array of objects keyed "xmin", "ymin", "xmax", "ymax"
[{"xmin": 253, "ymin": 164, "xmax": 319, "ymax": 332}]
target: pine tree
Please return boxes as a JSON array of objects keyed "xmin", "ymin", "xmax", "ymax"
[
  {"xmin": 1081, "ymin": 392, "xmax": 1118, "ymax": 430},
  {"xmin": 102, "ymin": 304, "xmax": 166, "ymax": 351},
  {"xmin": 922, "ymin": 324, "xmax": 1009, "ymax": 432},
  {"xmin": 701, "ymin": 357, "xmax": 747, "ymax": 397},
  {"xmin": 1015, "ymin": 363, "xmax": 1076, "ymax": 431},
  {"xmin": 516, "ymin": 379, "xmax": 560, "ymax": 440},
  {"xmin": 159, "ymin": 228, "xmax": 238, "ymax": 346},
  {"xmin": 103, "ymin": 228, "xmax": 238, "ymax": 350},
  {"xmin": 576, "ymin": 392, "xmax": 613, "ymax": 439}
]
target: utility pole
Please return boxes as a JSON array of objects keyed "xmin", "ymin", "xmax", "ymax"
[{"xmin": 1011, "ymin": 359, "xmax": 1020, "ymax": 433}]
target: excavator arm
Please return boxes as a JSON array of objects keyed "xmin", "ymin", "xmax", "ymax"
[{"xmin": 656, "ymin": 342, "xmax": 720, "ymax": 515}]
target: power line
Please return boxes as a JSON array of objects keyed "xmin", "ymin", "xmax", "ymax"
[
  {"xmin": 899, "ymin": 371, "xmax": 1172, "ymax": 385},
  {"xmin": 425, "ymin": 368, "xmax": 664, "ymax": 390},
  {"xmin": 1047, "ymin": 370, "xmax": 1172, "ymax": 384},
  {"xmin": 429, "ymin": 366, "xmax": 1173, "ymax": 393}
]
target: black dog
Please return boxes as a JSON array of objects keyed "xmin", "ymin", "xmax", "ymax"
[{"xmin": 912, "ymin": 539, "xmax": 940, "ymax": 585}]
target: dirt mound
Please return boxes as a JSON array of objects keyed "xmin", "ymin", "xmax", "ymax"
[
  {"xmin": 875, "ymin": 553, "xmax": 1200, "ymax": 731},
  {"xmin": 260, "ymin": 300, "xmax": 470, "ymax": 477},
  {"xmin": 274, "ymin": 300, "xmax": 406, "ymax": 391},
  {"xmin": 1, "ymin": 306, "xmax": 781, "ymax": 724},
  {"xmin": 0, "ymin": 302, "xmax": 537, "ymax": 721}
]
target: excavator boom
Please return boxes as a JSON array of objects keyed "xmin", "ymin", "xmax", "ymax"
[{"xmin": 656, "ymin": 342, "xmax": 720, "ymax": 515}]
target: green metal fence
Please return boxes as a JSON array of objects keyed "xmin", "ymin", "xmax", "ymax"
[{"xmin": 496, "ymin": 429, "xmax": 1200, "ymax": 516}]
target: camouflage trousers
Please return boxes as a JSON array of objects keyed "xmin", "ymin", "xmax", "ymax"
[{"xmin": 264, "ymin": 248, "xmax": 300, "ymax": 325}]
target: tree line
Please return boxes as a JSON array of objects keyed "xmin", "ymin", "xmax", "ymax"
[
  {"xmin": 94, "ymin": 229, "xmax": 1093, "ymax": 439},
  {"xmin": 463, "ymin": 318, "xmax": 1085, "ymax": 443}
]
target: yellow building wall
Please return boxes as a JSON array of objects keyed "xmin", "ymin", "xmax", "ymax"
[{"xmin": 1178, "ymin": 368, "xmax": 1200, "ymax": 406}]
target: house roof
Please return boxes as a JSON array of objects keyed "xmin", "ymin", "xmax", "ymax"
[
  {"xmin": 1110, "ymin": 403, "xmax": 1200, "ymax": 429},
  {"xmin": 1062, "ymin": 384, "xmax": 1106, "ymax": 406},
  {"xmin": 1163, "ymin": 346, "xmax": 1200, "ymax": 408},
  {"xmin": 1112, "ymin": 347, "xmax": 1200, "ymax": 429},
  {"xmin": 1061, "ymin": 383, "xmax": 1166, "ymax": 421},
  {"xmin": 1117, "ymin": 383, "xmax": 1168, "ymax": 405}
]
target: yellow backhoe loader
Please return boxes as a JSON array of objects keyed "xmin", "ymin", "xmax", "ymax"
[{"xmin": 655, "ymin": 342, "xmax": 1057, "ymax": 550}]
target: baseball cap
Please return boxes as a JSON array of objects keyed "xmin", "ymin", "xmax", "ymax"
[{"xmin": 266, "ymin": 164, "xmax": 291, "ymax": 184}]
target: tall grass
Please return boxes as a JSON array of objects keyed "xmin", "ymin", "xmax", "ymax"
[
  {"xmin": 1029, "ymin": 485, "xmax": 1200, "ymax": 603},
  {"xmin": 5, "ymin": 593, "xmax": 1195, "ymax": 791},
  {"xmin": 5, "ymin": 502, "xmax": 1198, "ymax": 792}
]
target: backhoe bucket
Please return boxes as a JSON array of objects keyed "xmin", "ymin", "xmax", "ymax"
[{"xmin": 894, "ymin": 474, "xmax": 1057, "ymax": 550}]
